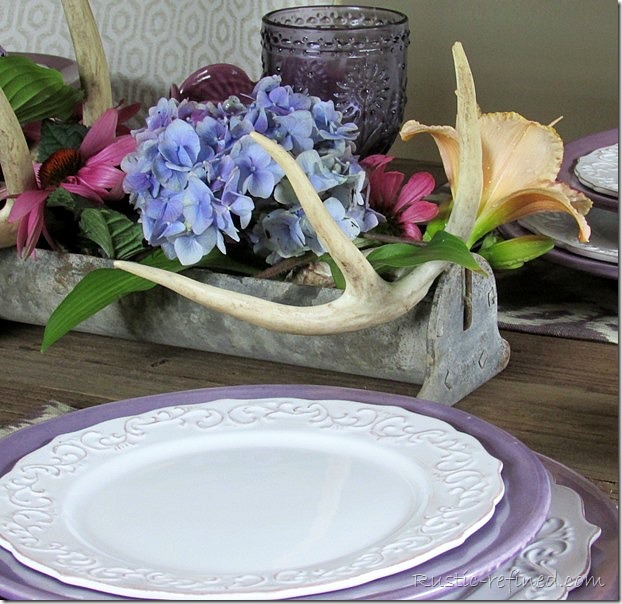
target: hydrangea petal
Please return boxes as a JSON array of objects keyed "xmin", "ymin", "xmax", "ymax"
[{"xmin": 173, "ymin": 234, "xmax": 208, "ymax": 265}]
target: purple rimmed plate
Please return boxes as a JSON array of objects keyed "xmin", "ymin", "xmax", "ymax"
[
  {"xmin": 542, "ymin": 456, "xmax": 619, "ymax": 601},
  {"xmin": 0, "ymin": 385, "xmax": 550, "ymax": 600},
  {"xmin": 15, "ymin": 52, "xmax": 79, "ymax": 87},
  {"xmin": 498, "ymin": 222, "xmax": 618, "ymax": 280},
  {"xmin": 559, "ymin": 129, "xmax": 618, "ymax": 212}
]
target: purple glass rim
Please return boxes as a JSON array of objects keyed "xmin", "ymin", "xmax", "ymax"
[
  {"xmin": 498, "ymin": 222, "xmax": 618, "ymax": 280},
  {"xmin": 0, "ymin": 384, "xmax": 550, "ymax": 600},
  {"xmin": 262, "ymin": 5, "xmax": 408, "ymax": 30}
]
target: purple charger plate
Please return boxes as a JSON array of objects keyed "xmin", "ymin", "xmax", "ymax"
[
  {"xmin": 539, "ymin": 456, "xmax": 619, "ymax": 602},
  {"xmin": 559, "ymin": 129, "xmax": 618, "ymax": 212},
  {"xmin": 0, "ymin": 385, "xmax": 552, "ymax": 600},
  {"xmin": 14, "ymin": 52, "xmax": 79, "ymax": 87},
  {"xmin": 498, "ymin": 222, "xmax": 618, "ymax": 280}
]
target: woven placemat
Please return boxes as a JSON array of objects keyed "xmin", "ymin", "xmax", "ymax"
[{"xmin": 0, "ymin": 401, "xmax": 76, "ymax": 439}]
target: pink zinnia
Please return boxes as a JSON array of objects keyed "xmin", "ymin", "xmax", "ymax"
[
  {"xmin": 361, "ymin": 154, "xmax": 439, "ymax": 241},
  {"xmin": 8, "ymin": 107, "xmax": 137, "ymax": 258}
]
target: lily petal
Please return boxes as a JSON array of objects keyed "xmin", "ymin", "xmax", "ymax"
[
  {"xmin": 400, "ymin": 121, "xmax": 460, "ymax": 187},
  {"xmin": 553, "ymin": 180, "xmax": 592, "ymax": 215},
  {"xmin": 479, "ymin": 112, "xmax": 564, "ymax": 213},
  {"xmin": 470, "ymin": 186, "xmax": 592, "ymax": 246}
]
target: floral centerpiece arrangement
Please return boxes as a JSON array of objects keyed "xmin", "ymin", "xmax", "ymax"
[{"xmin": 0, "ymin": 6, "xmax": 592, "ymax": 348}]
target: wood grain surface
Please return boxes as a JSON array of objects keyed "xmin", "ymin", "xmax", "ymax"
[{"xmin": 0, "ymin": 319, "xmax": 617, "ymax": 503}]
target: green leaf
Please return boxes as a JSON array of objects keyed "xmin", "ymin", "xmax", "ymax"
[
  {"xmin": 45, "ymin": 187, "xmax": 76, "ymax": 209},
  {"xmin": 0, "ymin": 55, "xmax": 83, "ymax": 123},
  {"xmin": 366, "ymin": 230, "xmax": 482, "ymax": 273},
  {"xmin": 79, "ymin": 208, "xmax": 147, "ymax": 260},
  {"xmin": 319, "ymin": 231, "xmax": 481, "ymax": 290},
  {"xmin": 478, "ymin": 234, "xmax": 554, "ymax": 270},
  {"xmin": 37, "ymin": 121, "xmax": 88, "ymax": 162},
  {"xmin": 41, "ymin": 249, "xmax": 235, "ymax": 351},
  {"xmin": 319, "ymin": 254, "xmax": 346, "ymax": 289},
  {"xmin": 422, "ymin": 199, "xmax": 452, "ymax": 242}
]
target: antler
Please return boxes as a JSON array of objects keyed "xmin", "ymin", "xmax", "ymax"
[
  {"xmin": 0, "ymin": 86, "xmax": 36, "ymax": 247},
  {"xmin": 0, "ymin": 0, "xmax": 479, "ymax": 333},
  {"xmin": 0, "ymin": 0, "xmax": 111, "ymax": 246},
  {"xmin": 114, "ymin": 43, "xmax": 482, "ymax": 335},
  {"xmin": 60, "ymin": 0, "xmax": 112, "ymax": 126}
]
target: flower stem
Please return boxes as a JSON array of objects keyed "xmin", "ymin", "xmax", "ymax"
[
  {"xmin": 361, "ymin": 232, "xmax": 426, "ymax": 247},
  {"xmin": 254, "ymin": 252, "xmax": 318, "ymax": 280}
]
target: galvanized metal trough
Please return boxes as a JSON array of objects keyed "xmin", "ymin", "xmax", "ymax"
[{"xmin": 0, "ymin": 249, "xmax": 509, "ymax": 405}]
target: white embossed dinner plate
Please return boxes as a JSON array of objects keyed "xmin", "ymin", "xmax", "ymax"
[
  {"xmin": 575, "ymin": 143, "xmax": 618, "ymax": 197},
  {"xmin": 518, "ymin": 207, "xmax": 618, "ymax": 264},
  {"xmin": 0, "ymin": 397, "xmax": 504, "ymax": 600},
  {"xmin": 440, "ymin": 479, "xmax": 602, "ymax": 600},
  {"xmin": 559, "ymin": 129, "xmax": 618, "ymax": 212}
]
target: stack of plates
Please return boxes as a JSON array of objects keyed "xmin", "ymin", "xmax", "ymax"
[
  {"xmin": 500, "ymin": 129, "xmax": 618, "ymax": 280},
  {"xmin": 0, "ymin": 385, "xmax": 618, "ymax": 600}
]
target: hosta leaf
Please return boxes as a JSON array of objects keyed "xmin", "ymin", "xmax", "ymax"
[
  {"xmin": 79, "ymin": 208, "xmax": 147, "ymax": 260},
  {"xmin": 478, "ymin": 234, "xmax": 554, "ymax": 270},
  {"xmin": 322, "ymin": 231, "xmax": 481, "ymax": 290},
  {"xmin": 0, "ymin": 55, "xmax": 83, "ymax": 123},
  {"xmin": 366, "ymin": 230, "xmax": 482, "ymax": 273},
  {"xmin": 41, "ymin": 248, "xmax": 255, "ymax": 351}
]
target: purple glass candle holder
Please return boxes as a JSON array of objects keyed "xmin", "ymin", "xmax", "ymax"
[{"xmin": 261, "ymin": 5, "xmax": 409, "ymax": 158}]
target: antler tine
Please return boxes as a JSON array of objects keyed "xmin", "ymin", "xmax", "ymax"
[
  {"xmin": 114, "ymin": 131, "xmax": 397, "ymax": 334},
  {"xmin": 393, "ymin": 42, "xmax": 482, "ymax": 302},
  {"xmin": 444, "ymin": 42, "xmax": 482, "ymax": 240},
  {"xmin": 248, "ymin": 132, "xmax": 388, "ymax": 296},
  {"xmin": 112, "ymin": 259, "xmax": 399, "ymax": 334},
  {"xmin": 115, "ymin": 45, "xmax": 482, "ymax": 335},
  {"xmin": 60, "ymin": 0, "xmax": 112, "ymax": 126},
  {"xmin": 0, "ymin": 85, "xmax": 36, "ymax": 247}
]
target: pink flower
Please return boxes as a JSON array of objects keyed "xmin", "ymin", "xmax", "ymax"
[
  {"xmin": 8, "ymin": 106, "xmax": 137, "ymax": 258},
  {"xmin": 361, "ymin": 154, "xmax": 439, "ymax": 241}
]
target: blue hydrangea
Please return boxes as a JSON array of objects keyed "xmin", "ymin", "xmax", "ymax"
[{"xmin": 122, "ymin": 76, "xmax": 380, "ymax": 266}]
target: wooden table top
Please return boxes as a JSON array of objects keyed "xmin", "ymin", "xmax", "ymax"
[
  {"xmin": 0, "ymin": 157, "xmax": 617, "ymax": 508},
  {"xmin": 0, "ymin": 316, "xmax": 618, "ymax": 504}
]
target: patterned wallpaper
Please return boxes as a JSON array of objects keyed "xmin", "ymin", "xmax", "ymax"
[
  {"xmin": 0, "ymin": 0, "xmax": 334, "ymax": 123},
  {"xmin": 3, "ymin": 1, "xmax": 615, "ymax": 160}
]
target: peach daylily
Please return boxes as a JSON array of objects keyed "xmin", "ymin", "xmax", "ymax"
[{"xmin": 400, "ymin": 111, "xmax": 592, "ymax": 248}]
